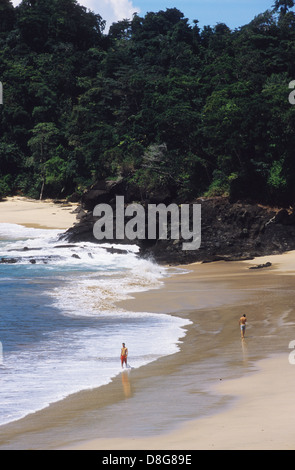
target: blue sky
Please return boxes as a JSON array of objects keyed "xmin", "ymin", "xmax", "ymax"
[
  {"xmin": 12, "ymin": 1, "xmax": 277, "ymax": 31},
  {"xmin": 131, "ymin": 0, "xmax": 274, "ymax": 29}
]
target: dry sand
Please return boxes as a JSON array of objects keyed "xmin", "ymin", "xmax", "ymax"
[
  {"xmin": 0, "ymin": 197, "xmax": 295, "ymax": 450},
  {"xmin": 0, "ymin": 196, "xmax": 78, "ymax": 229}
]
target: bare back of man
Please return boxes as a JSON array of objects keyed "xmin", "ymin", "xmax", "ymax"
[{"xmin": 239, "ymin": 314, "xmax": 247, "ymax": 339}]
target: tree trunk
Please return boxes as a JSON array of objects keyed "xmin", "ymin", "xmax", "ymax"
[{"xmin": 39, "ymin": 176, "xmax": 45, "ymax": 200}]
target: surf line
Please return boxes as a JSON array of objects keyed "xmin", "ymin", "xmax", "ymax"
[{"xmin": 93, "ymin": 195, "xmax": 201, "ymax": 251}]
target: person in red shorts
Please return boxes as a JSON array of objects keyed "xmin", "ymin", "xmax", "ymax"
[{"xmin": 121, "ymin": 343, "xmax": 128, "ymax": 368}]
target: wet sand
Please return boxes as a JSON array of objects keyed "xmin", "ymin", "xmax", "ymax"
[{"xmin": 0, "ymin": 251, "xmax": 295, "ymax": 450}]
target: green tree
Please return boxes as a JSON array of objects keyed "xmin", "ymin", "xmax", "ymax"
[
  {"xmin": 273, "ymin": 0, "xmax": 295, "ymax": 15},
  {"xmin": 16, "ymin": 0, "xmax": 105, "ymax": 51},
  {"xmin": 28, "ymin": 122, "xmax": 60, "ymax": 199},
  {"xmin": 0, "ymin": 0, "xmax": 15, "ymax": 34}
]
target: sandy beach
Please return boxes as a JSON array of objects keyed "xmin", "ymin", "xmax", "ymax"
[
  {"xmin": 67, "ymin": 256, "xmax": 295, "ymax": 451},
  {"xmin": 1, "ymin": 197, "xmax": 295, "ymax": 450},
  {"xmin": 0, "ymin": 196, "xmax": 78, "ymax": 229}
]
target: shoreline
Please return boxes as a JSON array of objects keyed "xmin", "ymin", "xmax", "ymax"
[
  {"xmin": 0, "ymin": 254, "xmax": 294, "ymax": 449},
  {"xmin": 0, "ymin": 198, "xmax": 295, "ymax": 449},
  {"xmin": 69, "ymin": 353, "xmax": 295, "ymax": 450},
  {"xmin": 89, "ymin": 254, "xmax": 295, "ymax": 450},
  {"xmin": 67, "ymin": 253, "xmax": 295, "ymax": 450},
  {"xmin": 67, "ymin": 254, "xmax": 295, "ymax": 450}
]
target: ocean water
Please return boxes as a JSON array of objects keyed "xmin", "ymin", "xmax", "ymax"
[{"xmin": 0, "ymin": 223, "xmax": 190, "ymax": 426}]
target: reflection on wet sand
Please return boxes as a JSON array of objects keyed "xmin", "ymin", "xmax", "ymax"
[
  {"xmin": 241, "ymin": 339, "xmax": 248, "ymax": 366},
  {"xmin": 121, "ymin": 371, "xmax": 131, "ymax": 398}
]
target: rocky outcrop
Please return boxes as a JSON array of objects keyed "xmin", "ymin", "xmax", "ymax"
[
  {"xmin": 62, "ymin": 179, "xmax": 295, "ymax": 265},
  {"xmin": 138, "ymin": 199, "xmax": 295, "ymax": 264}
]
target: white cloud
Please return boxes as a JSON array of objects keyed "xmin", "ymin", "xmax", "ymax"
[
  {"xmin": 11, "ymin": 0, "xmax": 140, "ymax": 30},
  {"xmin": 83, "ymin": 0, "xmax": 140, "ymax": 29},
  {"xmin": 108, "ymin": 0, "xmax": 139, "ymax": 19}
]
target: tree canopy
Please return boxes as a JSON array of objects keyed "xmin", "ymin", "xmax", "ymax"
[{"xmin": 0, "ymin": 0, "xmax": 295, "ymax": 205}]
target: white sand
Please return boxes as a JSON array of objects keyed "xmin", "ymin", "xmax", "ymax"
[{"xmin": 0, "ymin": 196, "xmax": 78, "ymax": 229}]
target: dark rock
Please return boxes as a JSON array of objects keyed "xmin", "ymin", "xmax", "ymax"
[
  {"xmin": 249, "ymin": 262, "xmax": 272, "ymax": 270},
  {"xmin": 67, "ymin": 192, "xmax": 81, "ymax": 203},
  {"xmin": 81, "ymin": 178, "xmax": 125, "ymax": 211},
  {"xmin": 60, "ymin": 183, "xmax": 295, "ymax": 266},
  {"xmin": 274, "ymin": 209, "xmax": 289, "ymax": 224},
  {"xmin": 105, "ymin": 246, "xmax": 129, "ymax": 255},
  {"xmin": 1, "ymin": 255, "xmax": 61, "ymax": 264},
  {"xmin": 76, "ymin": 208, "xmax": 87, "ymax": 220},
  {"xmin": 8, "ymin": 246, "xmax": 42, "ymax": 252}
]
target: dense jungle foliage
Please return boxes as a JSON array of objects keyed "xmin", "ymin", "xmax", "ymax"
[{"xmin": 1, "ymin": 0, "xmax": 295, "ymax": 206}]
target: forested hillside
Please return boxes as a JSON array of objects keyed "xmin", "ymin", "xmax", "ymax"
[{"xmin": 1, "ymin": 0, "xmax": 295, "ymax": 206}]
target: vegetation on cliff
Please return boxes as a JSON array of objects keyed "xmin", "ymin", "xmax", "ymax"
[{"xmin": 1, "ymin": 0, "xmax": 295, "ymax": 206}]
